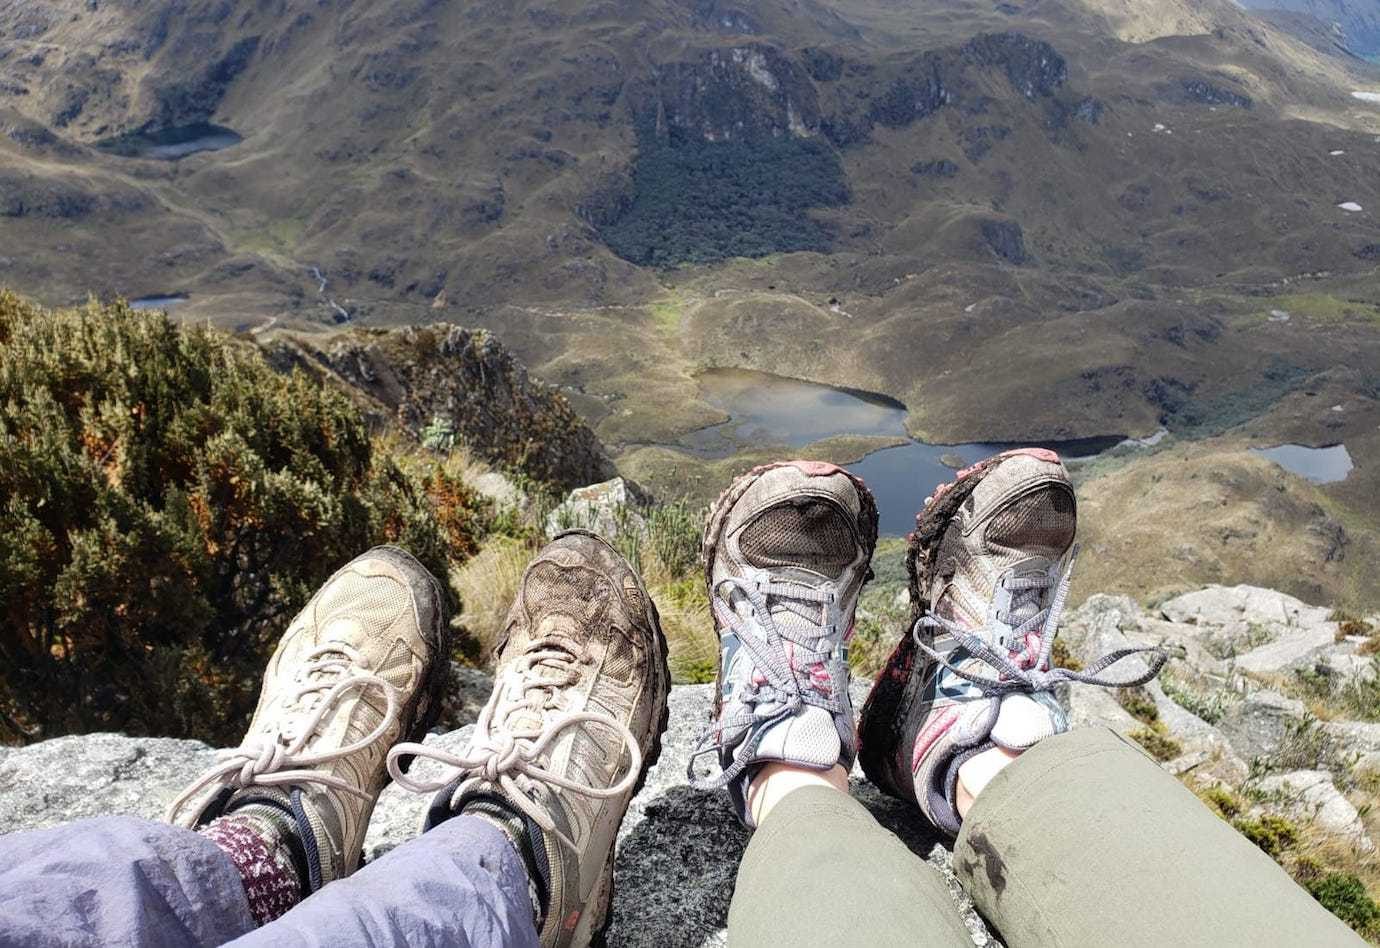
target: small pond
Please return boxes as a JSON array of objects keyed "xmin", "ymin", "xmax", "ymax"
[
  {"xmin": 128, "ymin": 294, "xmax": 189, "ymax": 311},
  {"xmin": 682, "ymin": 369, "xmax": 1120, "ymax": 535},
  {"xmin": 1250, "ymin": 444, "xmax": 1353, "ymax": 484},
  {"xmin": 98, "ymin": 124, "xmax": 242, "ymax": 160}
]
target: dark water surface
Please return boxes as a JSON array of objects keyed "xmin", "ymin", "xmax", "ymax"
[
  {"xmin": 99, "ymin": 124, "xmax": 242, "ymax": 160},
  {"xmin": 128, "ymin": 294, "xmax": 189, "ymax": 311},
  {"xmin": 683, "ymin": 369, "xmax": 1118, "ymax": 534}
]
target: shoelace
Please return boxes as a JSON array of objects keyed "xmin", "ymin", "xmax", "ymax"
[
  {"xmin": 913, "ymin": 549, "xmax": 1166, "ymax": 696},
  {"xmin": 386, "ymin": 639, "xmax": 642, "ymax": 853},
  {"xmin": 167, "ymin": 643, "xmax": 400, "ymax": 823},
  {"xmin": 687, "ymin": 575, "xmax": 843, "ymax": 790}
]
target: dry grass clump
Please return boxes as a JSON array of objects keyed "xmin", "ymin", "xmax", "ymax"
[
  {"xmin": 451, "ymin": 536, "xmax": 536, "ymax": 655},
  {"xmin": 449, "ymin": 490, "xmax": 717, "ymax": 682}
]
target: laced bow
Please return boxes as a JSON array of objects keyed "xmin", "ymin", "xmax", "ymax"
[
  {"xmin": 687, "ymin": 574, "xmax": 843, "ymax": 790},
  {"xmin": 913, "ymin": 549, "xmax": 1166, "ymax": 696},
  {"xmin": 167, "ymin": 642, "xmax": 400, "ymax": 823},
  {"xmin": 386, "ymin": 637, "xmax": 642, "ymax": 853}
]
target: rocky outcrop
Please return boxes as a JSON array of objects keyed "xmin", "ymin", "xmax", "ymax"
[
  {"xmin": 5, "ymin": 584, "xmax": 1377, "ymax": 943},
  {"xmin": 0, "ymin": 680, "xmax": 995, "ymax": 947},
  {"xmin": 274, "ymin": 324, "xmax": 617, "ymax": 490},
  {"xmin": 981, "ymin": 219, "xmax": 1029, "ymax": 265},
  {"xmin": 629, "ymin": 44, "xmax": 821, "ymax": 145},
  {"xmin": 544, "ymin": 476, "xmax": 647, "ymax": 540},
  {"xmin": 1253, "ymin": 770, "xmax": 1375, "ymax": 851}
]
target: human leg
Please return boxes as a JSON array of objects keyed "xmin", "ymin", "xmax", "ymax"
[
  {"xmin": 730, "ymin": 778, "xmax": 973, "ymax": 947},
  {"xmin": 689, "ymin": 461, "xmax": 973, "ymax": 946},
  {"xmin": 382, "ymin": 531, "xmax": 671, "ymax": 948},
  {"xmin": 0, "ymin": 545, "xmax": 450, "ymax": 948},
  {"xmin": 167, "ymin": 545, "xmax": 451, "ymax": 925},
  {"xmin": 0, "ymin": 815, "xmax": 255, "ymax": 947},
  {"xmin": 953, "ymin": 725, "xmax": 1362, "ymax": 946},
  {"xmin": 859, "ymin": 449, "xmax": 1361, "ymax": 946},
  {"xmin": 228, "ymin": 813, "xmax": 537, "ymax": 947}
]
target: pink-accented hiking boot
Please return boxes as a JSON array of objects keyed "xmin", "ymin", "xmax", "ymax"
[
  {"xmin": 687, "ymin": 460, "xmax": 878, "ymax": 826},
  {"xmin": 857, "ymin": 449, "xmax": 1164, "ymax": 834}
]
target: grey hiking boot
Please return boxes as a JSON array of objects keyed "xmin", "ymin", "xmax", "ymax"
[
  {"xmin": 388, "ymin": 531, "xmax": 670, "ymax": 948},
  {"xmin": 857, "ymin": 449, "xmax": 1165, "ymax": 834},
  {"xmin": 168, "ymin": 546, "xmax": 450, "ymax": 889},
  {"xmin": 687, "ymin": 460, "xmax": 878, "ymax": 826}
]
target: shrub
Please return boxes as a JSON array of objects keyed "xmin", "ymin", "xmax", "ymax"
[
  {"xmin": 0, "ymin": 292, "xmax": 479, "ymax": 745},
  {"xmin": 1306, "ymin": 873, "xmax": 1380, "ymax": 936},
  {"xmin": 1118, "ymin": 686, "xmax": 1160, "ymax": 724},
  {"xmin": 1233, "ymin": 813, "xmax": 1299, "ymax": 859},
  {"xmin": 1160, "ymin": 671, "xmax": 1234, "ymax": 724},
  {"xmin": 1201, "ymin": 785, "xmax": 1243, "ymax": 819},
  {"xmin": 598, "ymin": 133, "xmax": 848, "ymax": 266},
  {"xmin": 1129, "ymin": 723, "xmax": 1183, "ymax": 761},
  {"xmin": 644, "ymin": 501, "xmax": 704, "ymax": 581},
  {"xmin": 1051, "ymin": 637, "xmax": 1084, "ymax": 671}
]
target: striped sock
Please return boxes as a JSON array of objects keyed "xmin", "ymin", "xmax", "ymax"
[
  {"xmin": 464, "ymin": 798, "xmax": 550, "ymax": 927},
  {"xmin": 201, "ymin": 805, "xmax": 305, "ymax": 926}
]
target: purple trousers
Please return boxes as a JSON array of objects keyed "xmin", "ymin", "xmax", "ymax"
[{"xmin": 0, "ymin": 815, "xmax": 539, "ymax": 947}]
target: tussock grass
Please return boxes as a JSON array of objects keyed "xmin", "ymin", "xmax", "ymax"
[
  {"xmin": 454, "ymin": 493, "xmax": 717, "ymax": 683},
  {"xmin": 1288, "ymin": 659, "xmax": 1380, "ymax": 723},
  {"xmin": 451, "ymin": 536, "xmax": 535, "ymax": 655}
]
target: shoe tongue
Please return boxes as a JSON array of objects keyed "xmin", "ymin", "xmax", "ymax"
[
  {"xmin": 1002, "ymin": 558, "xmax": 1054, "ymax": 628},
  {"xmin": 497, "ymin": 619, "xmax": 581, "ymax": 734},
  {"xmin": 760, "ymin": 566, "xmax": 831, "ymax": 641}
]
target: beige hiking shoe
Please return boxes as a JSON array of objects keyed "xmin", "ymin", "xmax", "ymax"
[
  {"xmin": 857, "ymin": 449, "xmax": 1164, "ymax": 834},
  {"xmin": 687, "ymin": 460, "xmax": 878, "ymax": 826},
  {"xmin": 388, "ymin": 531, "xmax": 670, "ymax": 948},
  {"xmin": 168, "ymin": 546, "xmax": 450, "ymax": 889}
]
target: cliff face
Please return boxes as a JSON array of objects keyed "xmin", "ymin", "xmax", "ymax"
[{"xmin": 271, "ymin": 324, "xmax": 618, "ymax": 491}]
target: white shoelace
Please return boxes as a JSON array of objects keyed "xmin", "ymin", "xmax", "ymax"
[
  {"xmin": 166, "ymin": 642, "xmax": 400, "ymax": 823},
  {"xmin": 386, "ymin": 640, "xmax": 641, "ymax": 853}
]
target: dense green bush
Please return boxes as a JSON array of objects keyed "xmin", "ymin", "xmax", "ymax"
[
  {"xmin": 1306, "ymin": 873, "xmax": 1380, "ymax": 936},
  {"xmin": 0, "ymin": 292, "xmax": 478, "ymax": 745},
  {"xmin": 599, "ymin": 134, "xmax": 848, "ymax": 266}
]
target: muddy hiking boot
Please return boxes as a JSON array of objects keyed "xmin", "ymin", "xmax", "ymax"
[
  {"xmin": 168, "ymin": 546, "xmax": 451, "ymax": 889},
  {"xmin": 857, "ymin": 449, "xmax": 1166, "ymax": 834},
  {"xmin": 688, "ymin": 460, "xmax": 878, "ymax": 825},
  {"xmin": 388, "ymin": 531, "xmax": 671, "ymax": 948}
]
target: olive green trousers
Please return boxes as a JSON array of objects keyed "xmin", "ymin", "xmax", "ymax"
[{"xmin": 729, "ymin": 726, "xmax": 1363, "ymax": 947}]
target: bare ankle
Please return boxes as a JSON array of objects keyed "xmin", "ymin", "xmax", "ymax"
[
  {"xmin": 956, "ymin": 746, "xmax": 1022, "ymax": 818},
  {"xmin": 748, "ymin": 762, "xmax": 850, "ymax": 825}
]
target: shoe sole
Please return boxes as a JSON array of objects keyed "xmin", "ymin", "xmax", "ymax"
[
  {"xmin": 700, "ymin": 459, "xmax": 878, "ymax": 719},
  {"xmin": 856, "ymin": 448, "xmax": 1058, "ymax": 802},
  {"xmin": 549, "ymin": 530, "xmax": 672, "ymax": 948}
]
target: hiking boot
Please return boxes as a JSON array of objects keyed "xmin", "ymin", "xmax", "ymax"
[
  {"xmin": 687, "ymin": 460, "xmax": 878, "ymax": 825},
  {"xmin": 388, "ymin": 531, "xmax": 670, "ymax": 948},
  {"xmin": 857, "ymin": 449, "xmax": 1164, "ymax": 834},
  {"xmin": 168, "ymin": 546, "xmax": 450, "ymax": 888}
]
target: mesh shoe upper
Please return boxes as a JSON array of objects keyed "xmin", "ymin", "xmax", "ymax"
[
  {"xmin": 388, "ymin": 531, "xmax": 670, "ymax": 948},
  {"xmin": 688, "ymin": 460, "xmax": 878, "ymax": 826},
  {"xmin": 168, "ymin": 546, "xmax": 449, "ymax": 888}
]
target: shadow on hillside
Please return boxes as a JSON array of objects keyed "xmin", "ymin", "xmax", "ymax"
[{"xmin": 606, "ymin": 779, "xmax": 952, "ymax": 946}]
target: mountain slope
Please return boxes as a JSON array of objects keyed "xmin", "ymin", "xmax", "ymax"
[{"xmin": 1, "ymin": 0, "xmax": 1379, "ymax": 557}]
